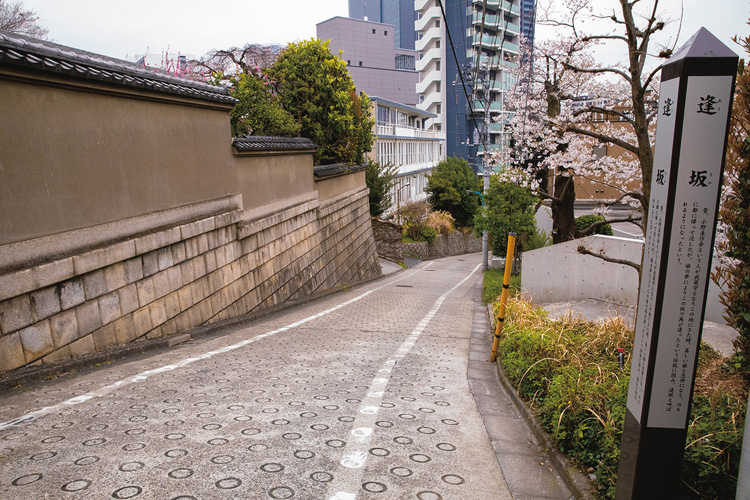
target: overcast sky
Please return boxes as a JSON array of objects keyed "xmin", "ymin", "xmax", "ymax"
[{"xmin": 20, "ymin": 0, "xmax": 750, "ymax": 63}]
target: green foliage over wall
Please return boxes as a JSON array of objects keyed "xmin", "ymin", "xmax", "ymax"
[
  {"xmin": 230, "ymin": 73, "xmax": 300, "ymax": 138},
  {"xmin": 575, "ymin": 214, "xmax": 613, "ymax": 237},
  {"xmin": 425, "ymin": 157, "xmax": 482, "ymax": 228},
  {"xmin": 474, "ymin": 177, "xmax": 537, "ymax": 255},
  {"xmin": 365, "ymin": 160, "xmax": 397, "ymax": 218},
  {"xmin": 268, "ymin": 39, "xmax": 374, "ymax": 165}
]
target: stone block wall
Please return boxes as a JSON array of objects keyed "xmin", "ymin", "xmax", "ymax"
[
  {"xmin": 371, "ymin": 218, "xmax": 404, "ymax": 263},
  {"xmin": 402, "ymin": 231, "xmax": 482, "ymax": 260},
  {"xmin": 0, "ymin": 188, "xmax": 380, "ymax": 374}
]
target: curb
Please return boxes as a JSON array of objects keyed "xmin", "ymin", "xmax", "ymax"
[{"xmin": 487, "ymin": 305, "xmax": 595, "ymax": 500}]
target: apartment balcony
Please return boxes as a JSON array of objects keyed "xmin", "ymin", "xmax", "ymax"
[
  {"xmin": 416, "ymin": 46, "xmax": 442, "ymax": 72},
  {"xmin": 376, "ymin": 124, "xmax": 440, "ymax": 139},
  {"xmin": 474, "ymin": 55, "xmax": 519, "ymax": 69},
  {"xmin": 471, "ymin": 101, "xmax": 504, "ymax": 113},
  {"xmin": 472, "ymin": 34, "xmax": 519, "ymax": 54},
  {"xmin": 416, "ymin": 26, "xmax": 442, "ymax": 52},
  {"xmin": 415, "ymin": 6, "xmax": 442, "ymax": 31},
  {"xmin": 472, "ymin": 14, "xmax": 520, "ymax": 35},
  {"xmin": 415, "ymin": 0, "xmax": 436, "ymax": 12},
  {"xmin": 472, "ymin": 0, "xmax": 520, "ymax": 15},
  {"xmin": 416, "ymin": 68, "xmax": 441, "ymax": 94},
  {"xmin": 419, "ymin": 89, "xmax": 443, "ymax": 110}
]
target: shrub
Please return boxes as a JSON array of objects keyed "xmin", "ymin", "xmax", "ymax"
[
  {"xmin": 487, "ymin": 294, "xmax": 747, "ymax": 500},
  {"xmin": 365, "ymin": 160, "xmax": 398, "ymax": 217},
  {"xmin": 425, "ymin": 156, "xmax": 482, "ymax": 228},
  {"xmin": 421, "ymin": 226, "xmax": 438, "ymax": 244},
  {"xmin": 575, "ymin": 214, "xmax": 613, "ymax": 236},
  {"xmin": 474, "ymin": 177, "xmax": 537, "ymax": 256},
  {"xmin": 400, "ymin": 201, "xmax": 431, "ymax": 241},
  {"xmin": 426, "ymin": 210, "xmax": 455, "ymax": 234},
  {"xmin": 524, "ymin": 227, "xmax": 551, "ymax": 251}
]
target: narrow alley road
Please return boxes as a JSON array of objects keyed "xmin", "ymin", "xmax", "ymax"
[{"xmin": 0, "ymin": 255, "xmax": 515, "ymax": 499}]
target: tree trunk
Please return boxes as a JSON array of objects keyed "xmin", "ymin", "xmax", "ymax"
[{"xmin": 552, "ymin": 173, "xmax": 576, "ymax": 243}]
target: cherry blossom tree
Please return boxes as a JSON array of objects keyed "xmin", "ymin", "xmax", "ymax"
[
  {"xmin": 0, "ymin": 0, "xmax": 48, "ymax": 39},
  {"xmin": 493, "ymin": 0, "xmax": 679, "ymax": 260}
]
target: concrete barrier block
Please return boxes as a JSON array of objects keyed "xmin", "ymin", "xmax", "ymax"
[
  {"xmin": 152, "ymin": 270, "xmax": 170, "ymax": 300},
  {"xmin": 149, "ymin": 299, "xmax": 168, "ymax": 328}
]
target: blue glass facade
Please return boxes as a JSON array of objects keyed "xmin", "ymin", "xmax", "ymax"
[{"xmin": 348, "ymin": 0, "xmax": 416, "ymax": 50}]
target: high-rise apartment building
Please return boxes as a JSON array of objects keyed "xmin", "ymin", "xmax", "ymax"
[
  {"xmin": 348, "ymin": 0, "xmax": 417, "ymax": 50},
  {"xmin": 416, "ymin": 0, "xmax": 533, "ymax": 170}
]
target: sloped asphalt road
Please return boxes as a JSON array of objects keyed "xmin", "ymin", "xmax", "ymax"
[{"xmin": 0, "ymin": 254, "xmax": 570, "ymax": 499}]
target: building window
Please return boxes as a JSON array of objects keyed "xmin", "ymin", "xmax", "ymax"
[
  {"xmin": 436, "ymin": 60, "xmax": 441, "ymax": 71},
  {"xmin": 436, "ymin": 104, "xmax": 441, "ymax": 114},
  {"xmin": 436, "ymin": 82, "xmax": 441, "ymax": 92},
  {"xmin": 384, "ymin": 30, "xmax": 388, "ymax": 35},
  {"xmin": 359, "ymin": 61, "xmax": 363, "ymax": 66},
  {"xmin": 347, "ymin": 60, "xmax": 350, "ymax": 65},
  {"xmin": 378, "ymin": 106, "xmax": 389, "ymax": 124},
  {"xmin": 435, "ymin": 20, "xmax": 440, "ymax": 27},
  {"xmin": 372, "ymin": 29, "xmax": 376, "ymax": 34},
  {"xmin": 436, "ymin": 40, "xmax": 441, "ymax": 48},
  {"xmin": 395, "ymin": 54, "xmax": 416, "ymax": 70}
]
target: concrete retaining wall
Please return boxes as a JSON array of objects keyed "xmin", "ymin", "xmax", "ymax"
[{"xmin": 522, "ymin": 235, "xmax": 727, "ymax": 324}]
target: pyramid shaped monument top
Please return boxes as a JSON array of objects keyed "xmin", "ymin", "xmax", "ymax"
[{"xmin": 670, "ymin": 27, "xmax": 738, "ymax": 62}]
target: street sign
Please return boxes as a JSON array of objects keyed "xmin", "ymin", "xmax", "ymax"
[{"xmin": 616, "ymin": 28, "xmax": 738, "ymax": 500}]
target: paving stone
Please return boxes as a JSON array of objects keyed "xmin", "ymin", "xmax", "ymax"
[
  {"xmin": 75, "ymin": 300, "xmax": 101, "ymax": 336},
  {"xmin": 0, "ymin": 332, "xmax": 25, "ymax": 371},
  {"xmin": 0, "ymin": 294, "xmax": 34, "ymax": 334},
  {"xmin": 29, "ymin": 286, "xmax": 61, "ymax": 321},
  {"xmin": 18, "ymin": 320, "xmax": 53, "ymax": 363},
  {"xmin": 49, "ymin": 309, "xmax": 79, "ymax": 349},
  {"xmin": 82, "ymin": 269, "xmax": 107, "ymax": 301},
  {"xmin": 118, "ymin": 284, "xmax": 140, "ymax": 315}
]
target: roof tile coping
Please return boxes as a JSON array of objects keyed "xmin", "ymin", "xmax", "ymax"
[
  {"xmin": 232, "ymin": 135, "xmax": 318, "ymax": 153},
  {"xmin": 0, "ymin": 29, "xmax": 235, "ymax": 105},
  {"xmin": 313, "ymin": 162, "xmax": 367, "ymax": 179}
]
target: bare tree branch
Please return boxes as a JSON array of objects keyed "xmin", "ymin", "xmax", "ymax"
[
  {"xmin": 0, "ymin": 0, "xmax": 48, "ymax": 38},
  {"xmin": 577, "ymin": 245, "xmax": 642, "ymax": 272}
]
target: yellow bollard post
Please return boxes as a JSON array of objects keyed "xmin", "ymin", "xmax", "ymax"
[{"xmin": 490, "ymin": 232, "xmax": 516, "ymax": 363}]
